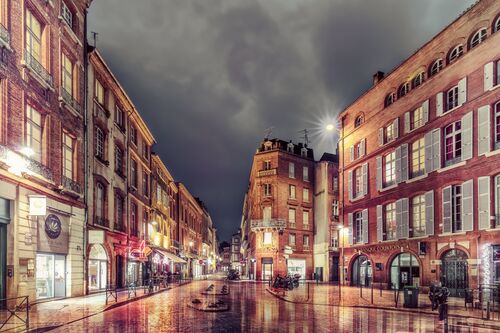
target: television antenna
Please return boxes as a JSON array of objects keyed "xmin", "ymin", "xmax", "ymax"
[
  {"xmin": 264, "ymin": 126, "xmax": 274, "ymax": 140},
  {"xmin": 299, "ymin": 129, "xmax": 310, "ymax": 146},
  {"xmin": 91, "ymin": 31, "xmax": 99, "ymax": 48}
]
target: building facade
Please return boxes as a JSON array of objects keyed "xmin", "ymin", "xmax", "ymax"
[
  {"xmin": 230, "ymin": 230, "xmax": 241, "ymax": 272},
  {"xmin": 339, "ymin": 0, "xmax": 500, "ymax": 296},
  {"xmin": 245, "ymin": 139, "xmax": 315, "ymax": 281}
]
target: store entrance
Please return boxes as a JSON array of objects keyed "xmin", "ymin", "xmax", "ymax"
[
  {"xmin": 261, "ymin": 258, "xmax": 273, "ymax": 281},
  {"xmin": 36, "ymin": 254, "xmax": 66, "ymax": 299},
  {"xmin": 0, "ymin": 224, "xmax": 6, "ymax": 307},
  {"xmin": 88, "ymin": 244, "xmax": 108, "ymax": 291}
]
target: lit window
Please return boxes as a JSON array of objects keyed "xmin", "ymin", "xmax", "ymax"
[
  {"xmin": 412, "ymin": 195, "xmax": 425, "ymax": 237},
  {"xmin": 95, "ymin": 80, "xmax": 104, "ymax": 105},
  {"xmin": 411, "ymin": 138, "xmax": 425, "ymax": 178},
  {"xmin": 470, "ymin": 28, "xmax": 487, "ymax": 49},
  {"xmin": 62, "ymin": 133, "xmax": 73, "ymax": 179},
  {"xmin": 451, "ymin": 185, "xmax": 462, "ymax": 232},
  {"xmin": 354, "ymin": 211, "xmax": 363, "ymax": 244},
  {"xmin": 303, "ymin": 235, "xmax": 309, "ymax": 247},
  {"xmin": 289, "ymin": 162, "xmax": 295, "ymax": 178},
  {"xmin": 263, "ymin": 160, "xmax": 271, "ymax": 170},
  {"xmin": 412, "ymin": 72, "xmax": 425, "ymax": 88},
  {"xmin": 429, "ymin": 59, "xmax": 443, "ymax": 77},
  {"xmin": 61, "ymin": 53, "xmax": 73, "ymax": 97},
  {"xmin": 448, "ymin": 45, "xmax": 463, "ymax": 64},
  {"xmin": 26, "ymin": 105, "xmax": 42, "ymax": 162},
  {"xmin": 385, "ymin": 122, "xmax": 396, "ymax": 142},
  {"xmin": 444, "ymin": 121, "xmax": 462, "ymax": 166},
  {"xmin": 61, "ymin": 2, "xmax": 73, "ymax": 28},
  {"xmin": 288, "ymin": 233, "xmax": 296, "ymax": 246},
  {"xmin": 410, "ymin": 106, "xmax": 424, "ymax": 130},
  {"xmin": 385, "ymin": 202, "xmax": 397, "ymax": 241},
  {"xmin": 446, "ymin": 85, "xmax": 459, "ymax": 111},
  {"xmin": 288, "ymin": 208, "xmax": 296, "ymax": 225},
  {"xmin": 354, "ymin": 167, "xmax": 362, "ymax": 198},
  {"xmin": 398, "ymin": 82, "xmax": 410, "ymax": 98},
  {"xmin": 131, "ymin": 159, "xmax": 138, "ymax": 188},
  {"xmin": 263, "ymin": 184, "xmax": 272, "ymax": 197},
  {"xmin": 95, "ymin": 127, "xmax": 105, "ymax": 160},
  {"xmin": 26, "ymin": 10, "xmax": 42, "ymax": 64},
  {"xmin": 130, "ymin": 126, "xmax": 137, "ymax": 145},
  {"xmin": 495, "ymin": 102, "xmax": 500, "ymax": 150},
  {"xmin": 303, "ymin": 210, "xmax": 309, "ymax": 228},
  {"xmin": 115, "ymin": 107, "xmax": 124, "ymax": 129},
  {"xmin": 303, "ymin": 166, "xmax": 309, "ymax": 181},
  {"xmin": 385, "ymin": 92, "xmax": 396, "ymax": 107},
  {"xmin": 355, "ymin": 115, "xmax": 364, "ymax": 128},
  {"xmin": 96, "ymin": 183, "xmax": 105, "ymax": 219},
  {"xmin": 303, "ymin": 188, "xmax": 309, "ymax": 202},
  {"xmin": 289, "ymin": 185, "xmax": 296, "ymax": 199},
  {"xmin": 384, "ymin": 151, "xmax": 396, "ymax": 187}
]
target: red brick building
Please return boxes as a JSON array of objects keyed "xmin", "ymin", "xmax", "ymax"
[
  {"xmin": 245, "ymin": 139, "xmax": 315, "ymax": 281},
  {"xmin": 339, "ymin": 0, "xmax": 500, "ymax": 296}
]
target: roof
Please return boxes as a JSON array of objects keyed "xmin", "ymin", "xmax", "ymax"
[
  {"xmin": 257, "ymin": 138, "xmax": 315, "ymax": 159},
  {"xmin": 319, "ymin": 153, "xmax": 339, "ymax": 163}
]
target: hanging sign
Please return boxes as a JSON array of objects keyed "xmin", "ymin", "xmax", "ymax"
[
  {"xmin": 29, "ymin": 195, "xmax": 46, "ymax": 216},
  {"xmin": 88, "ymin": 230, "xmax": 104, "ymax": 244}
]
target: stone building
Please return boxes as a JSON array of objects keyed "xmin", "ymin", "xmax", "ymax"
[{"xmin": 338, "ymin": 0, "xmax": 500, "ymax": 295}]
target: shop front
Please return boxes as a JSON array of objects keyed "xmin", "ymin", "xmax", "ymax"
[
  {"xmin": 287, "ymin": 258, "xmax": 306, "ymax": 278},
  {"xmin": 441, "ymin": 249, "xmax": 468, "ymax": 297},
  {"xmin": 389, "ymin": 253, "xmax": 420, "ymax": 290},
  {"xmin": 261, "ymin": 257, "xmax": 273, "ymax": 281},
  {"xmin": 351, "ymin": 255, "xmax": 372, "ymax": 287},
  {"xmin": 0, "ymin": 197, "xmax": 10, "ymax": 305},
  {"xmin": 88, "ymin": 244, "xmax": 108, "ymax": 291}
]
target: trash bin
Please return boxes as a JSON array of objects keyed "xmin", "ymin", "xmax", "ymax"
[{"xmin": 403, "ymin": 286, "xmax": 419, "ymax": 308}]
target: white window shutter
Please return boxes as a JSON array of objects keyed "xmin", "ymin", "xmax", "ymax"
[
  {"xmin": 376, "ymin": 205, "xmax": 383, "ymax": 242},
  {"xmin": 458, "ymin": 77, "xmax": 467, "ymax": 106},
  {"xmin": 404, "ymin": 112, "xmax": 410, "ymax": 134},
  {"xmin": 348, "ymin": 213, "xmax": 354, "ymax": 245},
  {"xmin": 461, "ymin": 111, "xmax": 473, "ymax": 161},
  {"xmin": 462, "ymin": 180, "xmax": 473, "ymax": 232},
  {"xmin": 376, "ymin": 156, "xmax": 382, "ymax": 191},
  {"xmin": 425, "ymin": 190, "xmax": 434, "ymax": 236},
  {"xmin": 362, "ymin": 163, "xmax": 368, "ymax": 196},
  {"xmin": 378, "ymin": 128, "xmax": 384, "ymax": 146},
  {"xmin": 401, "ymin": 144, "xmax": 408, "ymax": 182},
  {"xmin": 432, "ymin": 128, "xmax": 441, "ymax": 171},
  {"xmin": 424, "ymin": 131, "xmax": 433, "ymax": 173},
  {"xmin": 442, "ymin": 186, "xmax": 452, "ymax": 234},
  {"xmin": 396, "ymin": 199, "xmax": 403, "ymax": 240},
  {"xmin": 348, "ymin": 170, "xmax": 353, "ymax": 201},
  {"xmin": 478, "ymin": 176, "xmax": 491, "ymax": 230},
  {"xmin": 393, "ymin": 118, "xmax": 399, "ymax": 139},
  {"xmin": 350, "ymin": 145, "xmax": 354, "ymax": 162},
  {"xmin": 362, "ymin": 209, "xmax": 369, "ymax": 244},
  {"xmin": 422, "ymin": 99, "xmax": 429, "ymax": 125},
  {"xmin": 484, "ymin": 62, "xmax": 494, "ymax": 92},
  {"xmin": 360, "ymin": 138, "xmax": 366, "ymax": 157},
  {"xmin": 401, "ymin": 198, "xmax": 409, "ymax": 239},
  {"xmin": 478, "ymin": 105, "xmax": 491, "ymax": 156},
  {"xmin": 395, "ymin": 146, "xmax": 402, "ymax": 184},
  {"xmin": 436, "ymin": 92, "xmax": 444, "ymax": 117}
]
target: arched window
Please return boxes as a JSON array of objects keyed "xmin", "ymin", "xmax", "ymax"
[
  {"xmin": 412, "ymin": 72, "xmax": 425, "ymax": 88},
  {"xmin": 398, "ymin": 82, "xmax": 410, "ymax": 98},
  {"xmin": 494, "ymin": 16, "xmax": 500, "ymax": 33},
  {"xmin": 448, "ymin": 45, "xmax": 463, "ymax": 64},
  {"xmin": 429, "ymin": 59, "xmax": 443, "ymax": 77},
  {"xmin": 385, "ymin": 92, "xmax": 396, "ymax": 107},
  {"xmin": 355, "ymin": 115, "xmax": 364, "ymax": 128},
  {"xmin": 470, "ymin": 28, "xmax": 487, "ymax": 49},
  {"xmin": 390, "ymin": 253, "xmax": 420, "ymax": 290},
  {"xmin": 495, "ymin": 175, "xmax": 500, "ymax": 228},
  {"xmin": 351, "ymin": 255, "xmax": 372, "ymax": 287}
]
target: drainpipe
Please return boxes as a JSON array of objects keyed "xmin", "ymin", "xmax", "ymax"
[
  {"xmin": 340, "ymin": 116, "xmax": 345, "ymax": 285},
  {"xmin": 82, "ymin": 7, "xmax": 89, "ymax": 296}
]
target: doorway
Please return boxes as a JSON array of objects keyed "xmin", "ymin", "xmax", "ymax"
[
  {"xmin": 0, "ymin": 224, "xmax": 6, "ymax": 307},
  {"xmin": 88, "ymin": 244, "xmax": 108, "ymax": 291},
  {"xmin": 35, "ymin": 253, "xmax": 66, "ymax": 299},
  {"xmin": 390, "ymin": 253, "xmax": 420, "ymax": 290},
  {"xmin": 116, "ymin": 255, "xmax": 124, "ymax": 288},
  {"xmin": 331, "ymin": 256, "xmax": 340, "ymax": 282},
  {"xmin": 441, "ymin": 249, "xmax": 468, "ymax": 297},
  {"xmin": 261, "ymin": 258, "xmax": 273, "ymax": 281},
  {"xmin": 351, "ymin": 255, "xmax": 372, "ymax": 287}
]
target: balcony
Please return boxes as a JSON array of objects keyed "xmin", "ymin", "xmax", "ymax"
[
  {"xmin": 250, "ymin": 218, "xmax": 286, "ymax": 231},
  {"xmin": 114, "ymin": 222, "xmax": 126, "ymax": 233},
  {"xmin": 94, "ymin": 100, "xmax": 110, "ymax": 121},
  {"xmin": 0, "ymin": 144, "xmax": 53, "ymax": 182},
  {"xmin": 60, "ymin": 88, "xmax": 82, "ymax": 115},
  {"xmin": 60, "ymin": 175, "xmax": 82, "ymax": 195},
  {"xmin": 0, "ymin": 23, "xmax": 11, "ymax": 48},
  {"xmin": 172, "ymin": 240, "xmax": 180, "ymax": 249},
  {"xmin": 258, "ymin": 169, "xmax": 277, "ymax": 177},
  {"xmin": 24, "ymin": 52, "xmax": 53, "ymax": 87},
  {"xmin": 95, "ymin": 217, "xmax": 110, "ymax": 228},
  {"xmin": 25, "ymin": 157, "xmax": 53, "ymax": 182}
]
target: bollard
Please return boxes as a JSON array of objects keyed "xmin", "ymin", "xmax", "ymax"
[{"xmin": 371, "ymin": 281, "xmax": 374, "ymax": 304}]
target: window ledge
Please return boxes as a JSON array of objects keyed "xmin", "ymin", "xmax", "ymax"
[
  {"xmin": 485, "ymin": 149, "xmax": 500, "ymax": 157},
  {"xmin": 411, "ymin": 235, "xmax": 430, "ymax": 240},
  {"xmin": 442, "ymin": 104, "xmax": 463, "ymax": 115},
  {"xmin": 440, "ymin": 231, "xmax": 467, "ymax": 236},
  {"xmin": 406, "ymin": 173, "xmax": 428, "ymax": 183},
  {"xmin": 380, "ymin": 184, "xmax": 397, "ymax": 192},
  {"xmin": 487, "ymin": 84, "xmax": 500, "ymax": 92},
  {"xmin": 483, "ymin": 228, "xmax": 500, "ymax": 232},
  {"xmin": 350, "ymin": 195, "xmax": 365, "ymax": 202},
  {"xmin": 437, "ymin": 161, "xmax": 466, "ymax": 173}
]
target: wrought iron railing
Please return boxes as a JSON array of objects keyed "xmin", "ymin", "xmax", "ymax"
[
  {"xmin": 94, "ymin": 217, "xmax": 109, "ymax": 228},
  {"xmin": 61, "ymin": 175, "xmax": 82, "ymax": 194},
  {"xmin": 26, "ymin": 157, "xmax": 53, "ymax": 181},
  {"xmin": 114, "ymin": 222, "xmax": 126, "ymax": 233},
  {"xmin": 0, "ymin": 23, "xmax": 10, "ymax": 47},
  {"xmin": 258, "ymin": 169, "xmax": 277, "ymax": 177},
  {"xmin": 61, "ymin": 87, "xmax": 81, "ymax": 114},
  {"xmin": 250, "ymin": 218, "xmax": 286, "ymax": 230},
  {"xmin": 24, "ymin": 52, "xmax": 53, "ymax": 87},
  {"xmin": 94, "ymin": 100, "xmax": 110, "ymax": 119},
  {"xmin": 0, "ymin": 296, "xmax": 29, "ymax": 331}
]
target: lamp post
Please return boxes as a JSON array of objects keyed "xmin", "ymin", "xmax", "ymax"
[{"xmin": 337, "ymin": 225, "xmax": 346, "ymax": 301}]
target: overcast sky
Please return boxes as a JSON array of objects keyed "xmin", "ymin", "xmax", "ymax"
[{"xmin": 88, "ymin": 0, "xmax": 475, "ymax": 242}]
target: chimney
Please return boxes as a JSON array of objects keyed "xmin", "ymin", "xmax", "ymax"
[{"xmin": 373, "ymin": 71, "xmax": 385, "ymax": 86}]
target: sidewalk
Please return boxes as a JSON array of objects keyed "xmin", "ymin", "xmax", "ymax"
[{"xmin": 0, "ymin": 280, "xmax": 191, "ymax": 333}]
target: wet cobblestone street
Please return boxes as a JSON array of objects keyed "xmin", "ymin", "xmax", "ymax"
[{"xmin": 45, "ymin": 281, "xmax": 497, "ymax": 333}]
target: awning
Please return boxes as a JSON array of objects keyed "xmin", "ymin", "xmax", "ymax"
[{"xmin": 155, "ymin": 249, "xmax": 187, "ymax": 264}]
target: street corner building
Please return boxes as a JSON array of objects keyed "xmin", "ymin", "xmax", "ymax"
[
  {"xmin": 338, "ymin": 0, "xmax": 500, "ymax": 296},
  {"xmin": 0, "ymin": 0, "xmax": 93, "ymax": 303}
]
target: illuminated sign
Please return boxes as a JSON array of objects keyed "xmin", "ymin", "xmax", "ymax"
[{"xmin": 29, "ymin": 195, "xmax": 46, "ymax": 216}]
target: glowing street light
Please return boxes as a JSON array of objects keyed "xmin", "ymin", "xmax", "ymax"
[{"xmin": 326, "ymin": 123, "xmax": 335, "ymax": 131}]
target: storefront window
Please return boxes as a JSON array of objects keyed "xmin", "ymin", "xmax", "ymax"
[
  {"xmin": 88, "ymin": 244, "xmax": 108, "ymax": 291},
  {"xmin": 287, "ymin": 259, "xmax": 306, "ymax": 278},
  {"xmin": 390, "ymin": 253, "xmax": 420, "ymax": 290},
  {"xmin": 352, "ymin": 255, "xmax": 372, "ymax": 287},
  {"xmin": 36, "ymin": 254, "xmax": 66, "ymax": 299},
  {"xmin": 262, "ymin": 258, "xmax": 273, "ymax": 281}
]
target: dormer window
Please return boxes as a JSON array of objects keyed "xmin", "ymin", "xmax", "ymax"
[
  {"xmin": 355, "ymin": 115, "xmax": 364, "ymax": 128},
  {"xmin": 264, "ymin": 141, "xmax": 273, "ymax": 151},
  {"xmin": 385, "ymin": 92, "xmax": 396, "ymax": 107},
  {"xmin": 61, "ymin": 2, "xmax": 73, "ymax": 28},
  {"xmin": 412, "ymin": 72, "xmax": 424, "ymax": 88},
  {"xmin": 398, "ymin": 82, "xmax": 410, "ymax": 98},
  {"xmin": 448, "ymin": 45, "xmax": 463, "ymax": 64},
  {"xmin": 429, "ymin": 59, "xmax": 443, "ymax": 77},
  {"xmin": 470, "ymin": 28, "xmax": 487, "ymax": 49},
  {"xmin": 287, "ymin": 142, "xmax": 294, "ymax": 153},
  {"xmin": 301, "ymin": 147, "xmax": 307, "ymax": 157}
]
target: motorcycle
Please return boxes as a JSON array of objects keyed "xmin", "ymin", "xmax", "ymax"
[
  {"xmin": 428, "ymin": 282, "xmax": 449, "ymax": 310},
  {"xmin": 227, "ymin": 269, "xmax": 240, "ymax": 281},
  {"xmin": 292, "ymin": 274, "xmax": 301, "ymax": 288}
]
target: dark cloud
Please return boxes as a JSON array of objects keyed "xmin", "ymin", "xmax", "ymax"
[{"xmin": 88, "ymin": 0, "xmax": 475, "ymax": 241}]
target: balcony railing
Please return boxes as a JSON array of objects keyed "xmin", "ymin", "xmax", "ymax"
[
  {"xmin": 94, "ymin": 100, "xmax": 110, "ymax": 119},
  {"xmin": 61, "ymin": 175, "xmax": 82, "ymax": 194},
  {"xmin": 26, "ymin": 156, "xmax": 53, "ymax": 181},
  {"xmin": 95, "ymin": 217, "xmax": 110, "ymax": 228},
  {"xmin": 61, "ymin": 88, "xmax": 81, "ymax": 114},
  {"xmin": 24, "ymin": 52, "xmax": 53, "ymax": 87},
  {"xmin": 190, "ymin": 248, "xmax": 198, "ymax": 255},
  {"xmin": 0, "ymin": 23, "xmax": 10, "ymax": 47},
  {"xmin": 0, "ymin": 144, "xmax": 53, "ymax": 181},
  {"xmin": 258, "ymin": 169, "xmax": 277, "ymax": 177},
  {"xmin": 114, "ymin": 222, "xmax": 126, "ymax": 233},
  {"xmin": 250, "ymin": 218, "xmax": 286, "ymax": 231}
]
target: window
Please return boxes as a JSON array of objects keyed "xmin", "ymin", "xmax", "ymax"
[
  {"xmin": 142, "ymin": 142, "xmax": 149, "ymax": 160},
  {"xmin": 410, "ymin": 106, "xmax": 424, "ymax": 131},
  {"xmin": 289, "ymin": 233, "xmax": 296, "ymax": 246},
  {"xmin": 495, "ymin": 16, "xmax": 500, "ymax": 33},
  {"xmin": 385, "ymin": 92, "xmax": 396, "ymax": 107},
  {"xmin": 95, "ymin": 127, "xmax": 105, "ymax": 160},
  {"xmin": 444, "ymin": 121, "xmax": 462, "ymax": 166},
  {"xmin": 115, "ymin": 193, "xmax": 124, "ymax": 230},
  {"xmin": 470, "ymin": 28, "xmax": 487, "ymax": 49},
  {"xmin": 353, "ymin": 141, "xmax": 362, "ymax": 160},
  {"xmin": 26, "ymin": 10, "xmax": 42, "ymax": 64},
  {"xmin": 411, "ymin": 138, "xmax": 425, "ymax": 178},
  {"xmin": 289, "ymin": 162, "xmax": 295, "ymax": 178},
  {"xmin": 263, "ymin": 160, "xmax": 271, "ymax": 170},
  {"xmin": 385, "ymin": 122, "xmax": 396, "ymax": 142},
  {"xmin": 289, "ymin": 185, "xmax": 296, "ymax": 199},
  {"xmin": 354, "ymin": 211, "xmax": 363, "ymax": 244},
  {"xmin": 446, "ymin": 85, "xmax": 459, "ymax": 111},
  {"xmin": 96, "ymin": 183, "xmax": 105, "ymax": 219},
  {"xmin": 130, "ymin": 202, "xmax": 138, "ymax": 237},
  {"xmin": 430, "ymin": 59, "xmax": 443, "ymax": 77},
  {"xmin": 263, "ymin": 232, "xmax": 272, "ymax": 245},
  {"xmin": 398, "ymin": 82, "xmax": 410, "ymax": 98},
  {"xmin": 156, "ymin": 184, "xmax": 162, "ymax": 203},
  {"xmin": 332, "ymin": 200, "xmax": 339, "ymax": 218},
  {"xmin": 448, "ymin": 45, "xmax": 463, "ymax": 64},
  {"xmin": 95, "ymin": 80, "xmax": 104, "ymax": 105},
  {"xmin": 412, "ymin": 195, "xmax": 425, "ymax": 237},
  {"xmin": 495, "ymin": 102, "xmax": 500, "ymax": 149},
  {"xmin": 26, "ymin": 105, "xmax": 42, "ymax": 162},
  {"xmin": 142, "ymin": 171, "xmax": 148, "ymax": 196},
  {"xmin": 385, "ymin": 202, "xmax": 397, "ymax": 241},
  {"xmin": 61, "ymin": 53, "xmax": 73, "ymax": 97},
  {"xmin": 331, "ymin": 233, "xmax": 339, "ymax": 248},
  {"xmin": 62, "ymin": 133, "xmax": 73, "ymax": 179},
  {"xmin": 384, "ymin": 151, "xmax": 396, "ymax": 187},
  {"xmin": 451, "ymin": 185, "xmax": 462, "ymax": 232},
  {"xmin": 287, "ymin": 143, "xmax": 294, "ymax": 153},
  {"xmin": 288, "ymin": 208, "xmax": 296, "ymax": 226},
  {"xmin": 131, "ymin": 159, "xmax": 138, "ymax": 188},
  {"xmin": 61, "ymin": 2, "xmax": 73, "ymax": 28},
  {"xmin": 301, "ymin": 148, "xmax": 307, "ymax": 157},
  {"xmin": 355, "ymin": 115, "xmax": 364, "ymax": 128},
  {"xmin": 496, "ymin": 176, "xmax": 500, "ymax": 227},
  {"xmin": 303, "ymin": 188, "xmax": 309, "ymax": 202},
  {"xmin": 115, "ymin": 107, "xmax": 124, "ymax": 129},
  {"xmin": 303, "ymin": 235, "xmax": 309, "ymax": 248},
  {"xmin": 130, "ymin": 126, "xmax": 137, "ymax": 145},
  {"xmin": 497, "ymin": 61, "xmax": 500, "ymax": 88},
  {"xmin": 263, "ymin": 184, "xmax": 272, "ymax": 197},
  {"xmin": 114, "ymin": 145, "xmax": 123, "ymax": 175},
  {"xmin": 303, "ymin": 210, "xmax": 309, "ymax": 228},
  {"xmin": 333, "ymin": 177, "xmax": 338, "ymax": 192},
  {"xmin": 354, "ymin": 167, "xmax": 362, "ymax": 198},
  {"xmin": 303, "ymin": 166, "xmax": 309, "ymax": 181},
  {"xmin": 412, "ymin": 72, "xmax": 424, "ymax": 88}
]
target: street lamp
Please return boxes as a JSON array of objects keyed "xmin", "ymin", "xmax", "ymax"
[
  {"xmin": 325, "ymin": 123, "xmax": 335, "ymax": 132},
  {"xmin": 337, "ymin": 225, "xmax": 346, "ymax": 300}
]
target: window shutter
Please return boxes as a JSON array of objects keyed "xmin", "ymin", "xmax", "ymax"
[
  {"xmin": 395, "ymin": 146, "xmax": 402, "ymax": 184},
  {"xmin": 478, "ymin": 105, "xmax": 491, "ymax": 156},
  {"xmin": 404, "ymin": 112, "xmax": 410, "ymax": 134},
  {"xmin": 376, "ymin": 156, "xmax": 382, "ymax": 191},
  {"xmin": 425, "ymin": 190, "xmax": 434, "ymax": 236},
  {"xmin": 348, "ymin": 213, "xmax": 354, "ymax": 245},
  {"xmin": 396, "ymin": 199, "xmax": 403, "ymax": 239},
  {"xmin": 362, "ymin": 163, "xmax": 368, "ymax": 196},
  {"xmin": 442, "ymin": 186, "xmax": 452, "ymax": 234},
  {"xmin": 478, "ymin": 176, "xmax": 491, "ymax": 230},
  {"xmin": 432, "ymin": 128, "xmax": 441, "ymax": 171},
  {"xmin": 378, "ymin": 128, "xmax": 384, "ymax": 146},
  {"xmin": 484, "ymin": 62, "xmax": 494, "ymax": 92},
  {"xmin": 401, "ymin": 144, "xmax": 408, "ymax": 182},
  {"xmin": 462, "ymin": 180, "xmax": 473, "ymax": 232},
  {"xmin": 360, "ymin": 138, "xmax": 366, "ymax": 157},
  {"xmin": 350, "ymin": 145, "xmax": 354, "ymax": 162},
  {"xmin": 436, "ymin": 92, "xmax": 444, "ymax": 117},
  {"xmin": 376, "ymin": 205, "xmax": 383, "ymax": 242},
  {"xmin": 362, "ymin": 209, "xmax": 369, "ymax": 244},
  {"xmin": 424, "ymin": 131, "xmax": 433, "ymax": 173},
  {"xmin": 458, "ymin": 77, "xmax": 467, "ymax": 106},
  {"xmin": 348, "ymin": 170, "xmax": 353, "ymax": 201},
  {"xmin": 422, "ymin": 99, "xmax": 429, "ymax": 125},
  {"xmin": 401, "ymin": 198, "xmax": 409, "ymax": 239},
  {"xmin": 461, "ymin": 111, "xmax": 473, "ymax": 161},
  {"xmin": 393, "ymin": 118, "xmax": 399, "ymax": 139}
]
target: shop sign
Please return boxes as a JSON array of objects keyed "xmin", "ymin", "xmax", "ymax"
[
  {"xmin": 88, "ymin": 230, "xmax": 104, "ymax": 244},
  {"xmin": 28, "ymin": 195, "xmax": 46, "ymax": 216},
  {"xmin": 37, "ymin": 213, "xmax": 69, "ymax": 254}
]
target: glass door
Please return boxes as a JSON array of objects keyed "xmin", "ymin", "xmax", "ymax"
[
  {"xmin": 0, "ymin": 224, "xmax": 6, "ymax": 307},
  {"xmin": 36, "ymin": 254, "xmax": 54, "ymax": 299},
  {"xmin": 100, "ymin": 261, "xmax": 107, "ymax": 289},
  {"xmin": 262, "ymin": 263, "xmax": 273, "ymax": 281},
  {"xmin": 54, "ymin": 255, "xmax": 66, "ymax": 298}
]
